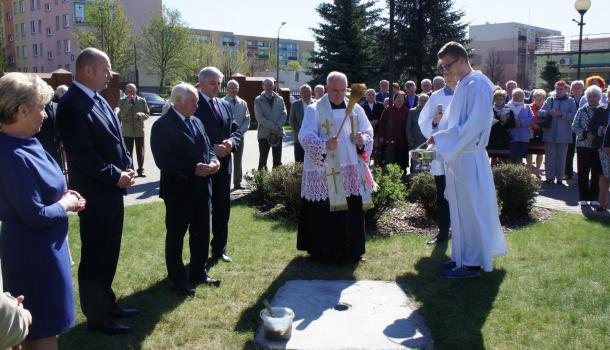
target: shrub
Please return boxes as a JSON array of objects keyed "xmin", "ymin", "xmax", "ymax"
[
  {"xmin": 245, "ymin": 163, "xmax": 303, "ymax": 220},
  {"xmin": 367, "ymin": 163, "xmax": 408, "ymax": 222},
  {"xmin": 492, "ymin": 163, "xmax": 540, "ymax": 218},
  {"xmin": 244, "ymin": 168, "xmax": 269, "ymax": 201},
  {"xmin": 408, "ymin": 171, "xmax": 437, "ymax": 218}
]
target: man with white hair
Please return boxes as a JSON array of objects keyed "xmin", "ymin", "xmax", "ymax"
[
  {"xmin": 420, "ymin": 78, "xmax": 433, "ymax": 95},
  {"xmin": 376, "ymin": 80, "xmax": 390, "ymax": 102},
  {"xmin": 222, "ymin": 79, "xmax": 250, "ymax": 189},
  {"xmin": 194, "ymin": 67, "xmax": 242, "ymax": 264},
  {"xmin": 505, "ymin": 80, "xmax": 517, "ymax": 102},
  {"xmin": 432, "ymin": 76, "xmax": 445, "ymax": 91},
  {"xmin": 297, "ymin": 71, "xmax": 376, "ymax": 262},
  {"xmin": 151, "ymin": 82, "xmax": 220, "ymax": 296},
  {"xmin": 118, "ymin": 83, "xmax": 150, "ymax": 177},
  {"xmin": 289, "ymin": 84, "xmax": 314, "ymax": 162},
  {"xmin": 254, "ymin": 77, "xmax": 287, "ymax": 170},
  {"xmin": 404, "ymin": 80, "xmax": 418, "ymax": 109},
  {"xmin": 314, "ymin": 84, "xmax": 325, "ymax": 100}
]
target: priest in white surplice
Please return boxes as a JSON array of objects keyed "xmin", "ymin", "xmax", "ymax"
[
  {"xmin": 427, "ymin": 42, "xmax": 508, "ymax": 278},
  {"xmin": 297, "ymin": 72, "xmax": 377, "ymax": 263}
]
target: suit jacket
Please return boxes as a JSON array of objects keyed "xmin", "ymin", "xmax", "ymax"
[
  {"xmin": 405, "ymin": 94, "xmax": 419, "ymax": 109},
  {"xmin": 56, "ymin": 83, "xmax": 132, "ymax": 199},
  {"xmin": 222, "ymin": 94, "xmax": 250, "ymax": 135},
  {"xmin": 35, "ymin": 103, "xmax": 62, "ymax": 166},
  {"xmin": 376, "ymin": 91, "xmax": 389, "ymax": 103},
  {"xmin": 288, "ymin": 99, "xmax": 312, "ymax": 144},
  {"xmin": 118, "ymin": 95, "xmax": 150, "ymax": 138},
  {"xmin": 361, "ymin": 101, "xmax": 384, "ymax": 124},
  {"xmin": 194, "ymin": 93, "xmax": 241, "ymax": 175},
  {"xmin": 150, "ymin": 107, "xmax": 217, "ymax": 202},
  {"xmin": 254, "ymin": 91, "xmax": 287, "ymax": 139}
]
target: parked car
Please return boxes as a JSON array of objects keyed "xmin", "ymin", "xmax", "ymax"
[{"xmin": 139, "ymin": 92, "xmax": 166, "ymax": 114}]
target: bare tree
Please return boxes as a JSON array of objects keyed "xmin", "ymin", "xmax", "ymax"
[{"xmin": 483, "ymin": 49, "xmax": 504, "ymax": 85}]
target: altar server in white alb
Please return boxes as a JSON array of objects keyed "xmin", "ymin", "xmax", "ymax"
[
  {"xmin": 297, "ymin": 71, "xmax": 377, "ymax": 263},
  {"xmin": 427, "ymin": 41, "xmax": 507, "ymax": 278}
]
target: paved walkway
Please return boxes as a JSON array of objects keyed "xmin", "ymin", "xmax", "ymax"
[{"xmin": 125, "ymin": 115, "xmax": 608, "ymax": 216}]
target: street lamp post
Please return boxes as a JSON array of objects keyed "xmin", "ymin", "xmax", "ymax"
[
  {"xmin": 573, "ymin": 0, "xmax": 591, "ymax": 80},
  {"xmin": 276, "ymin": 21, "xmax": 286, "ymax": 92}
]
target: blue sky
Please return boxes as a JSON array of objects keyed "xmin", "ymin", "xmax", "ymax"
[{"xmin": 165, "ymin": 0, "xmax": 607, "ymax": 41}]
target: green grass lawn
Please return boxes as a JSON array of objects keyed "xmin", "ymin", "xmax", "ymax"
[{"xmin": 58, "ymin": 202, "xmax": 609, "ymax": 350}]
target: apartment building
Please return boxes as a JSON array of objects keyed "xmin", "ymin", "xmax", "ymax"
[
  {"xmin": 469, "ymin": 22, "xmax": 561, "ymax": 89},
  {"xmin": 1, "ymin": 0, "xmax": 160, "ymax": 81},
  {"xmin": 192, "ymin": 28, "xmax": 315, "ymax": 76}
]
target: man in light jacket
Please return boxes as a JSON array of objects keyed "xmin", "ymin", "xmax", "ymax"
[
  {"xmin": 118, "ymin": 83, "xmax": 151, "ymax": 177},
  {"xmin": 254, "ymin": 78, "xmax": 287, "ymax": 170},
  {"xmin": 222, "ymin": 79, "xmax": 250, "ymax": 189}
]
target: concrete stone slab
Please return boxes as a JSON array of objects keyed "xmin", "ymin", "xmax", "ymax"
[{"xmin": 254, "ymin": 280, "xmax": 433, "ymax": 350}]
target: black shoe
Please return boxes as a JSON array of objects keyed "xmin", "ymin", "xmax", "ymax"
[
  {"xmin": 110, "ymin": 307, "xmax": 140, "ymax": 319},
  {"xmin": 544, "ymin": 179, "xmax": 554, "ymax": 184},
  {"xmin": 212, "ymin": 253, "xmax": 232, "ymax": 263},
  {"xmin": 171, "ymin": 284, "xmax": 196, "ymax": 297},
  {"xmin": 426, "ymin": 235, "xmax": 448, "ymax": 245},
  {"xmin": 137, "ymin": 170, "xmax": 146, "ymax": 177},
  {"xmin": 87, "ymin": 320, "xmax": 132, "ymax": 335},
  {"xmin": 190, "ymin": 274, "xmax": 221, "ymax": 287}
]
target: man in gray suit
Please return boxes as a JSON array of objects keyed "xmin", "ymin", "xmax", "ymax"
[
  {"xmin": 254, "ymin": 78, "xmax": 287, "ymax": 170},
  {"xmin": 222, "ymin": 79, "xmax": 250, "ymax": 189},
  {"xmin": 289, "ymin": 84, "xmax": 313, "ymax": 162}
]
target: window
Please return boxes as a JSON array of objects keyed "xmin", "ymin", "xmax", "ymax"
[
  {"xmin": 8, "ymin": 34, "xmax": 14, "ymax": 42},
  {"xmin": 6, "ymin": 13, "xmax": 12, "ymax": 21},
  {"xmin": 22, "ymin": 67, "xmax": 28, "ymax": 72},
  {"xmin": 9, "ymin": 56, "xmax": 15, "ymax": 64},
  {"xmin": 46, "ymin": 27, "xmax": 51, "ymax": 35},
  {"xmin": 22, "ymin": 45, "xmax": 27, "ymax": 58},
  {"xmin": 62, "ymin": 14, "xmax": 69, "ymax": 28},
  {"xmin": 30, "ymin": 0, "xmax": 35, "ymax": 11},
  {"xmin": 55, "ymin": 16, "xmax": 59, "ymax": 30},
  {"xmin": 38, "ymin": 20, "xmax": 41, "ymax": 33},
  {"xmin": 56, "ymin": 40, "xmax": 60, "ymax": 54},
  {"xmin": 36, "ymin": 0, "xmax": 41, "ymax": 10},
  {"xmin": 20, "ymin": 23, "xmax": 25, "ymax": 36},
  {"xmin": 13, "ymin": 2, "xmax": 16, "ymax": 15},
  {"xmin": 40, "ymin": 66, "xmax": 44, "ymax": 72},
  {"xmin": 45, "ymin": 2, "xmax": 50, "ymax": 11},
  {"xmin": 47, "ymin": 51, "xmax": 53, "ymax": 60},
  {"xmin": 32, "ymin": 66, "xmax": 38, "ymax": 73},
  {"xmin": 63, "ymin": 39, "xmax": 70, "ymax": 53},
  {"xmin": 32, "ymin": 43, "xmax": 38, "ymax": 56},
  {"xmin": 31, "ymin": 21, "xmax": 36, "ymax": 34},
  {"xmin": 19, "ymin": 0, "xmax": 25, "ymax": 13},
  {"xmin": 39, "ymin": 43, "xmax": 43, "ymax": 56}
]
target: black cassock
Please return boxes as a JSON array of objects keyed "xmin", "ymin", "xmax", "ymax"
[{"xmin": 297, "ymin": 195, "xmax": 366, "ymax": 263}]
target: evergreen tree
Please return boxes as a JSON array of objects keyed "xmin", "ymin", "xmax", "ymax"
[
  {"xmin": 540, "ymin": 60, "xmax": 561, "ymax": 91},
  {"xmin": 308, "ymin": 0, "xmax": 381, "ymax": 86},
  {"xmin": 388, "ymin": 0, "xmax": 468, "ymax": 85},
  {"xmin": 74, "ymin": 0, "xmax": 133, "ymax": 74}
]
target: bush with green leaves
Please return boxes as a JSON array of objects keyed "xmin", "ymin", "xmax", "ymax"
[
  {"xmin": 245, "ymin": 163, "xmax": 303, "ymax": 220},
  {"xmin": 492, "ymin": 163, "xmax": 540, "ymax": 218},
  {"xmin": 367, "ymin": 163, "xmax": 408, "ymax": 222},
  {"xmin": 408, "ymin": 171, "xmax": 437, "ymax": 218},
  {"xmin": 244, "ymin": 168, "xmax": 269, "ymax": 201}
]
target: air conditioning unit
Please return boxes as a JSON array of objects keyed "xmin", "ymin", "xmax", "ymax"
[{"xmin": 559, "ymin": 57, "xmax": 570, "ymax": 65}]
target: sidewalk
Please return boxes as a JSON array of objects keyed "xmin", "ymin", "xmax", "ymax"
[{"xmin": 124, "ymin": 117, "xmax": 608, "ymax": 216}]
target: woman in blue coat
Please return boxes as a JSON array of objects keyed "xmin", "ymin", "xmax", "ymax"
[{"xmin": 0, "ymin": 73, "xmax": 85, "ymax": 349}]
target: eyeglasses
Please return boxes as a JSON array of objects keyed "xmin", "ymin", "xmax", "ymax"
[{"xmin": 441, "ymin": 58, "xmax": 459, "ymax": 72}]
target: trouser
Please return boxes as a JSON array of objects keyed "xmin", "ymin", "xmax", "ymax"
[
  {"xmin": 294, "ymin": 142, "xmax": 305, "ymax": 163},
  {"xmin": 576, "ymin": 147, "xmax": 601, "ymax": 201},
  {"xmin": 124, "ymin": 136, "xmax": 145, "ymax": 172},
  {"xmin": 565, "ymin": 133, "xmax": 576, "ymax": 177},
  {"xmin": 233, "ymin": 138, "xmax": 245, "ymax": 187},
  {"xmin": 435, "ymin": 175, "xmax": 450, "ymax": 239},
  {"xmin": 78, "ymin": 195, "xmax": 124, "ymax": 324},
  {"xmin": 210, "ymin": 172, "xmax": 231, "ymax": 256},
  {"xmin": 544, "ymin": 142, "xmax": 569, "ymax": 181},
  {"xmin": 258, "ymin": 138, "xmax": 282, "ymax": 170},
  {"xmin": 164, "ymin": 196, "xmax": 210, "ymax": 286}
]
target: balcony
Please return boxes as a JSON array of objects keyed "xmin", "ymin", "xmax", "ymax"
[{"xmin": 257, "ymin": 46, "xmax": 269, "ymax": 50}]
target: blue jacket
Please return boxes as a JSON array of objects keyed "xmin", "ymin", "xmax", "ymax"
[{"xmin": 539, "ymin": 95, "xmax": 577, "ymax": 144}]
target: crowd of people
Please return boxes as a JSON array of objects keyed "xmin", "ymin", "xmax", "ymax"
[{"xmin": 1, "ymin": 40, "xmax": 609, "ymax": 348}]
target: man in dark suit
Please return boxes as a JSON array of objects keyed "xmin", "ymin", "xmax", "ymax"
[
  {"xmin": 56, "ymin": 48, "xmax": 138, "ymax": 335},
  {"xmin": 376, "ymin": 80, "xmax": 390, "ymax": 103},
  {"xmin": 194, "ymin": 67, "xmax": 242, "ymax": 263},
  {"xmin": 289, "ymin": 84, "xmax": 314, "ymax": 162},
  {"xmin": 404, "ymin": 80, "xmax": 419, "ymax": 109},
  {"xmin": 150, "ymin": 83, "xmax": 220, "ymax": 296}
]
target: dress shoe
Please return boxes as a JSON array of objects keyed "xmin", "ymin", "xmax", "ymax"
[
  {"xmin": 110, "ymin": 307, "xmax": 140, "ymax": 318},
  {"xmin": 213, "ymin": 253, "xmax": 233, "ymax": 263},
  {"xmin": 87, "ymin": 320, "xmax": 132, "ymax": 335},
  {"xmin": 137, "ymin": 170, "xmax": 146, "ymax": 177},
  {"xmin": 426, "ymin": 234, "xmax": 448, "ymax": 245},
  {"xmin": 171, "ymin": 284, "xmax": 196, "ymax": 297},
  {"xmin": 190, "ymin": 274, "xmax": 221, "ymax": 287},
  {"xmin": 443, "ymin": 266, "xmax": 481, "ymax": 279}
]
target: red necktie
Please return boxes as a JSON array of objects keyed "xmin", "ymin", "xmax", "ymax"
[{"xmin": 209, "ymin": 98, "xmax": 221, "ymax": 125}]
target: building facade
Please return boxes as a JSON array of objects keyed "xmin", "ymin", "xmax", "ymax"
[
  {"xmin": 192, "ymin": 28, "xmax": 315, "ymax": 77},
  {"xmin": 469, "ymin": 22, "xmax": 561, "ymax": 89},
  {"xmin": 534, "ymin": 34, "xmax": 610, "ymax": 87},
  {"xmin": 1, "ymin": 0, "xmax": 160, "ymax": 82}
]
